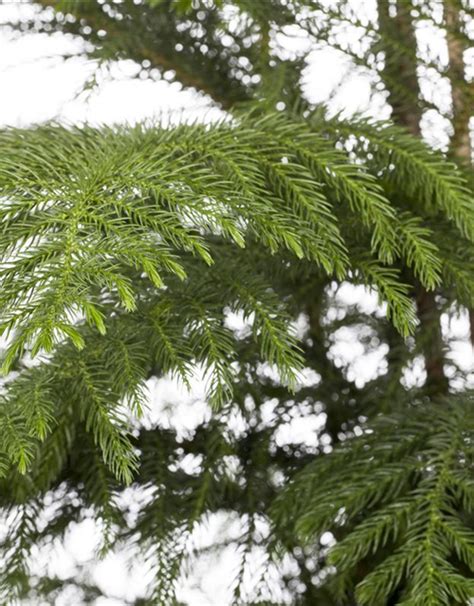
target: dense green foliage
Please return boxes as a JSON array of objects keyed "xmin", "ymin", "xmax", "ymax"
[
  {"xmin": 274, "ymin": 397, "xmax": 474, "ymax": 605},
  {"xmin": 0, "ymin": 1, "xmax": 473, "ymax": 605}
]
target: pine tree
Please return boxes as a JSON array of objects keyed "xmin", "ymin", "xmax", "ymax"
[{"xmin": 0, "ymin": 1, "xmax": 473, "ymax": 604}]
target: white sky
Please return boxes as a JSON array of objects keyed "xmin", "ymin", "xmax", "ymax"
[
  {"xmin": 0, "ymin": 0, "xmax": 389, "ymax": 128},
  {"xmin": 0, "ymin": 1, "xmax": 473, "ymax": 604}
]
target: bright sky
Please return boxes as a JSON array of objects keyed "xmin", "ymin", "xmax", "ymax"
[
  {"xmin": 0, "ymin": 0, "xmax": 391, "ymax": 128},
  {"xmin": 0, "ymin": 2, "xmax": 473, "ymax": 604}
]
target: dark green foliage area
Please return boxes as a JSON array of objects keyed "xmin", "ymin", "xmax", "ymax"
[
  {"xmin": 274, "ymin": 398, "xmax": 474, "ymax": 605},
  {"xmin": 0, "ymin": 1, "xmax": 473, "ymax": 604}
]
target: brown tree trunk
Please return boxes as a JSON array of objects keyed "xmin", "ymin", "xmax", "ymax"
[
  {"xmin": 445, "ymin": 0, "xmax": 474, "ymax": 346},
  {"xmin": 378, "ymin": 0, "xmax": 448, "ymax": 394},
  {"xmin": 446, "ymin": 0, "xmax": 472, "ymax": 164},
  {"xmin": 378, "ymin": 0, "xmax": 423, "ymax": 136}
]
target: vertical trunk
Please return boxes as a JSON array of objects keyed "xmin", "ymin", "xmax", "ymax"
[
  {"xmin": 446, "ymin": 0, "xmax": 472, "ymax": 165},
  {"xmin": 378, "ymin": 0, "xmax": 448, "ymax": 395},
  {"xmin": 445, "ymin": 0, "xmax": 474, "ymax": 345},
  {"xmin": 378, "ymin": 0, "xmax": 422, "ymax": 135},
  {"xmin": 415, "ymin": 287, "xmax": 449, "ymax": 395}
]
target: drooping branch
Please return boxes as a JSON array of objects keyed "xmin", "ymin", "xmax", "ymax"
[{"xmin": 36, "ymin": 0, "xmax": 251, "ymax": 109}]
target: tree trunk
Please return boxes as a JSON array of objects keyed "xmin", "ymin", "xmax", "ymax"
[
  {"xmin": 445, "ymin": 0, "xmax": 474, "ymax": 345},
  {"xmin": 446, "ymin": 0, "xmax": 472, "ymax": 165},
  {"xmin": 378, "ymin": 0, "xmax": 448, "ymax": 395}
]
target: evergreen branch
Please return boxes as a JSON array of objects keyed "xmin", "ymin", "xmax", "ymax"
[
  {"xmin": 275, "ymin": 396, "xmax": 474, "ymax": 606},
  {"xmin": 316, "ymin": 115, "xmax": 474, "ymax": 241}
]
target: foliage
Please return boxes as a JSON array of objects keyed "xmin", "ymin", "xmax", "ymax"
[
  {"xmin": 273, "ymin": 397, "xmax": 474, "ymax": 605},
  {"xmin": 0, "ymin": 1, "xmax": 473, "ymax": 605}
]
